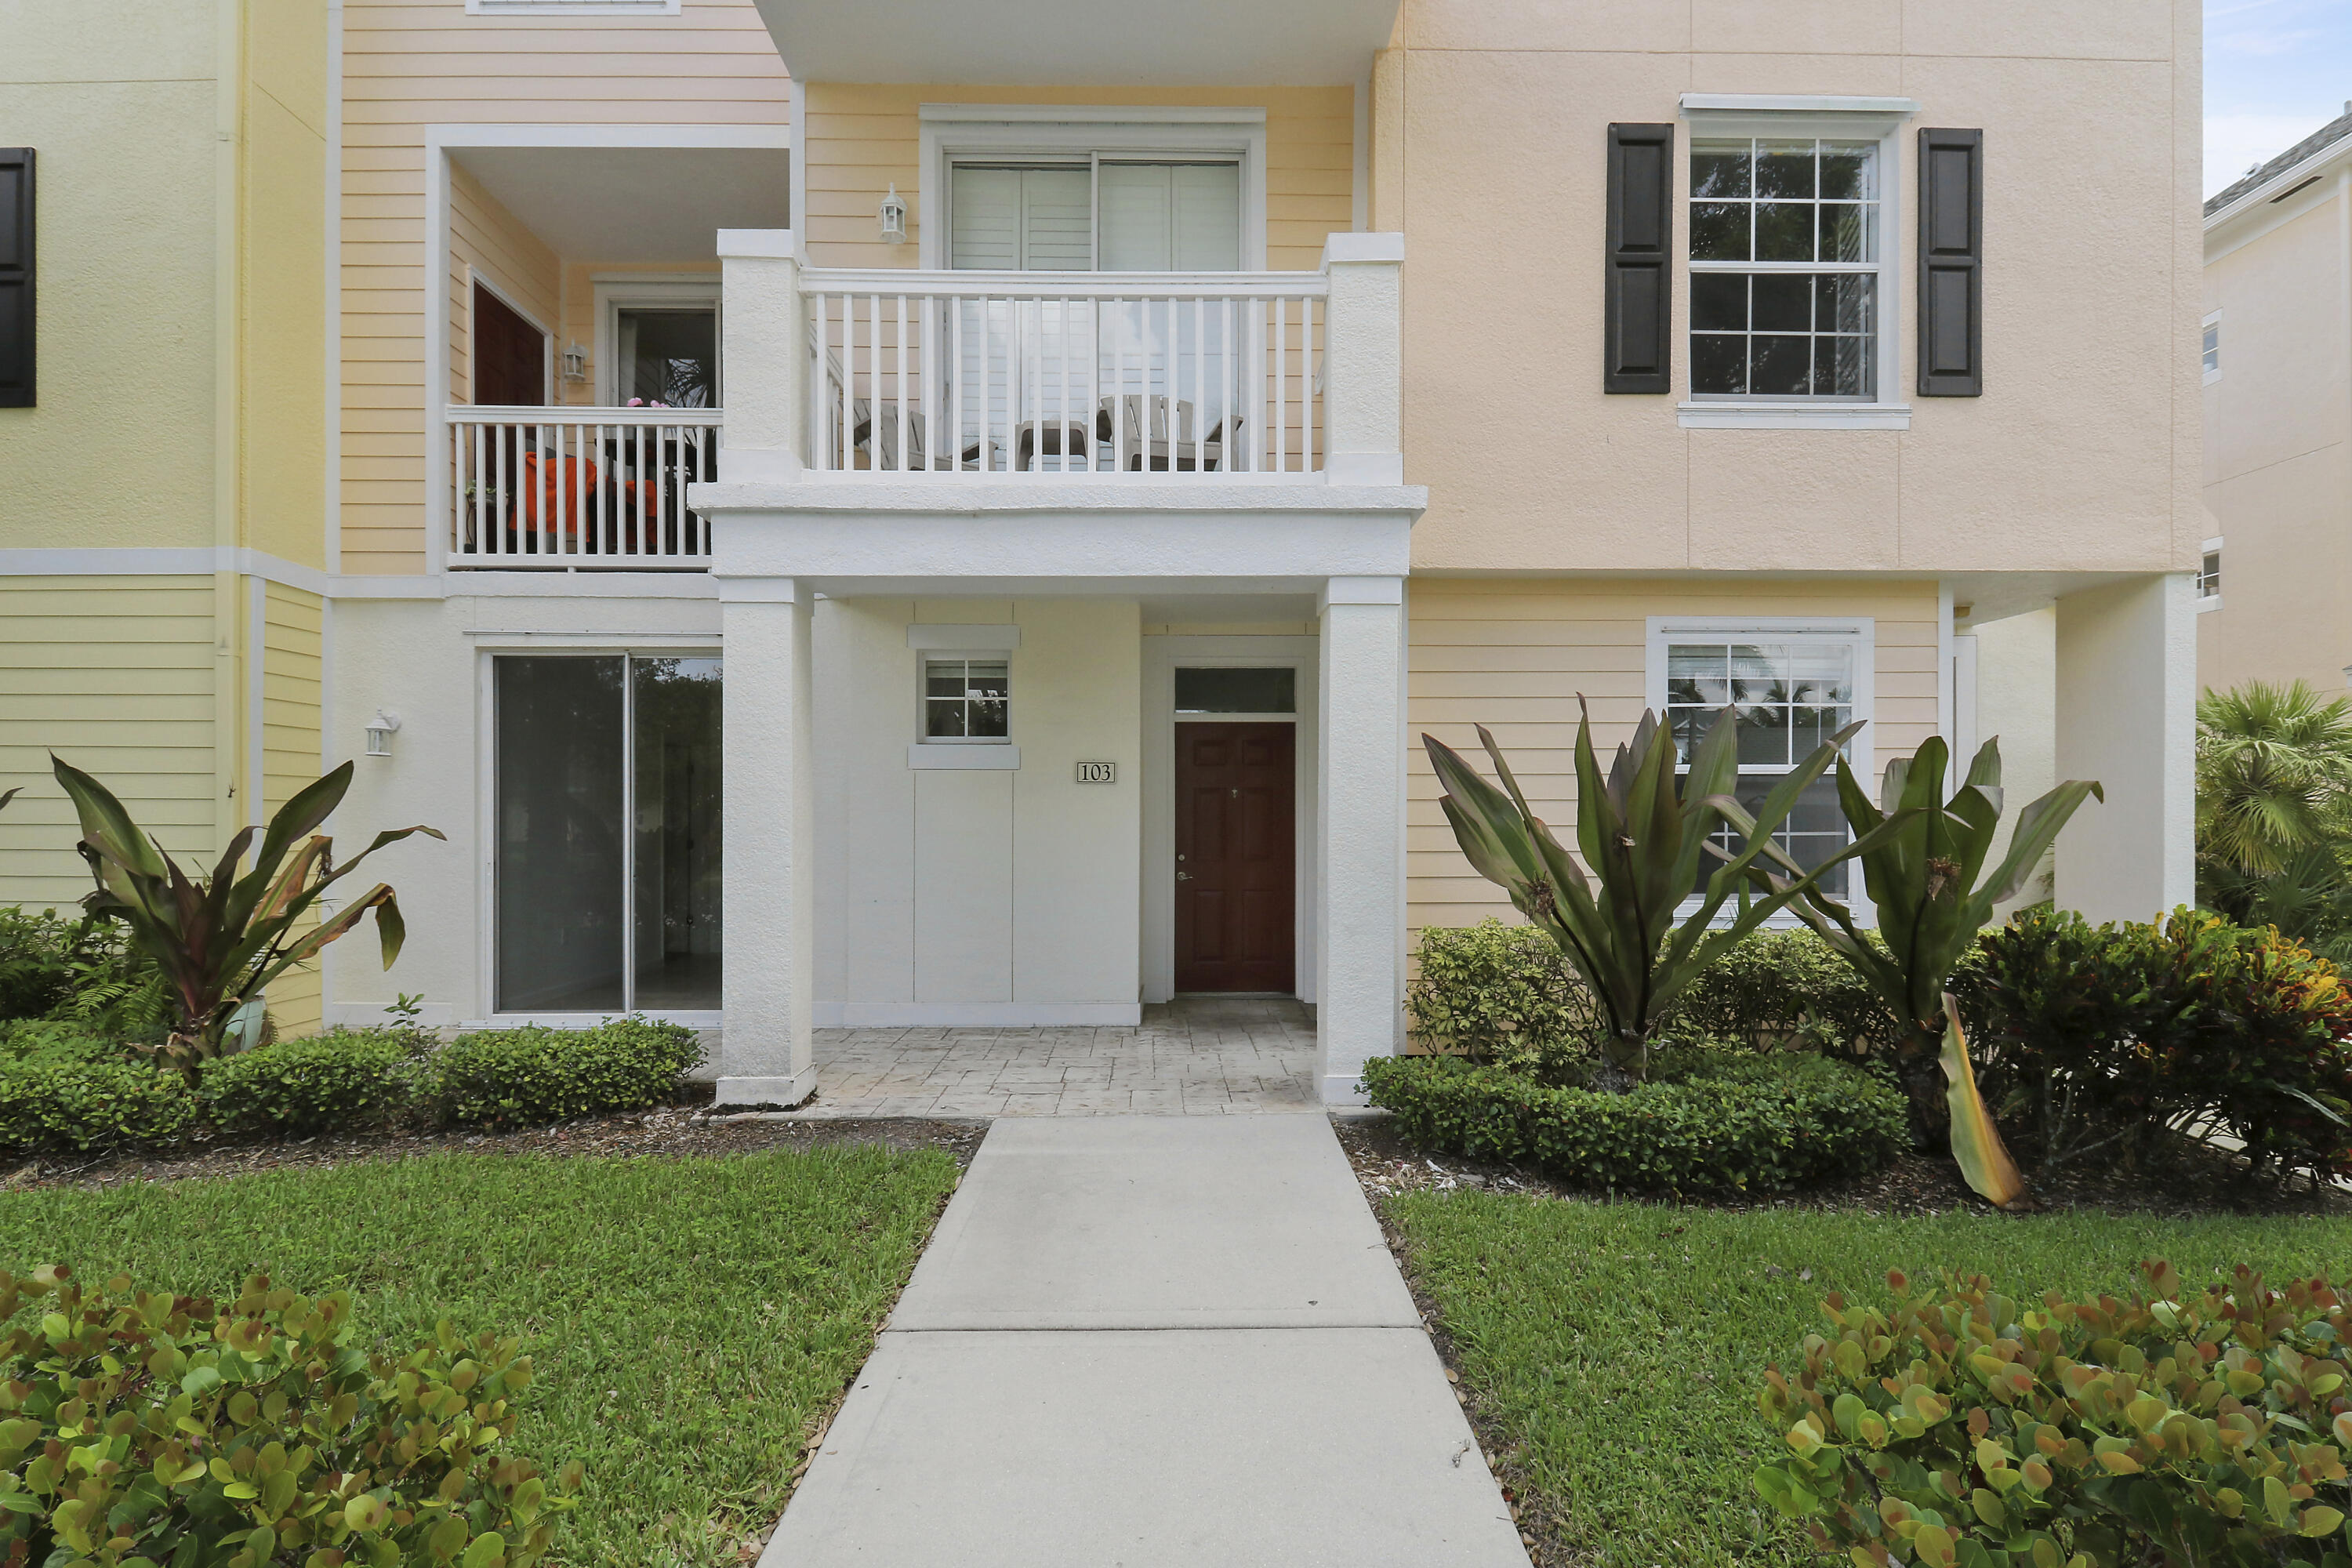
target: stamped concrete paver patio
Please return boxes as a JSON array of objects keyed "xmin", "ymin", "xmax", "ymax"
[{"xmin": 790, "ymin": 996, "xmax": 1319, "ymax": 1116}]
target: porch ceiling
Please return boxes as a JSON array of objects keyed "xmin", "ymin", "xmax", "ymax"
[
  {"xmin": 451, "ymin": 147, "xmax": 789, "ymax": 263},
  {"xmin": 753, "ymin": 0, "xmax": 1399, "ymax": 86}
]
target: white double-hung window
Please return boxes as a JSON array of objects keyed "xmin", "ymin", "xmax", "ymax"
[
  {"xmin": 1650, "ymin": 619, "xmax": 1873, "ymax": 906},
  {"xmin": 1679, "ymin": 97, "xmax": 1914, "ymax": 428}
]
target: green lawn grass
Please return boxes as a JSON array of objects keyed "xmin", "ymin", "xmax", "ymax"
[
  {"xmin": 1385, "ymin": 1192, "xmax": 2352, "ymax": 1567},
  {"xmin": 0, "ymin": 1145, "xmax": 960, "ymax": 1566}
]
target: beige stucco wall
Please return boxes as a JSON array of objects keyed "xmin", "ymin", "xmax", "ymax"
[
  {"xmin": 800, "ymin": 82, "xmax": 1354, "ymax": 272},
  {"xmin": 338, "ymin": 0, "xmax": 791, "ymax": 574},
  {"xmin": 1381, "ymin": 0, "xmax": 2203, "ymax": 580},
  {"xmin": 2199, "ymin": 176, "xmax": 2352, "ymax": 695},
  {"xmin": 1405, "ymin": 577, "xmax": 1944, "ymax": 934}
]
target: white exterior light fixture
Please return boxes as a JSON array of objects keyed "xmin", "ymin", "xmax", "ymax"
[
  {"xmin": 364, "ymin": 709, "xmax": 402, "ymax": 758},
  {"xmin": 879, "ymin": 183, "xmax": 908, "ymax": 245},
  {"xmin": 561, "ymin": 342, "xmax": 588, "ymax": 383}
]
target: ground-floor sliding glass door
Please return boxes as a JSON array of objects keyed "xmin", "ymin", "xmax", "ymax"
[{"xmin": 494, "ymin": 655, "xmax": 721, "ymax": 1014}]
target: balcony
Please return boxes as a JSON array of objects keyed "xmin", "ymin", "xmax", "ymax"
[
  {"xmin": 804, "ymin": 269, "xmax": 1329, "ymax": 480},
  {"xmin": 695, "ymin": 230, "xmax": 1414, "ymax": 597},
  {"xmin": 448, "ymin": 405, "xmax": 720, "ymax": 569}
]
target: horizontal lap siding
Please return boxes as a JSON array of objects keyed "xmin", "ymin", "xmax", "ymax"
[
  {"xmin": 0, "ymin": 578, "xmax": 219, "ymax": 909},
  {"xmin": 261, "ymin": 583, "xmax": 326, "ymax": 1034},
  {"xmin": 803, "ymin": 84, "xmax": 1354, "ymax": 272},
  {"xmin": 338, "ymin": 0, "xmax": 790, "ymax": 575},
  {"xmin": 1406, "ymin": 578, "xmax": 1944, "ymax": 937},
  {"xmin": 448, "ymin": 162, "xmax": 561, "ymax": 403}
]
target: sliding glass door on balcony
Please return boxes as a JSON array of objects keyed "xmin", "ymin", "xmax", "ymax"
[
  {"xmin": 495, "ymin": 655, "xmax": 721, "ymax": 1014},
  {"xmin": 833, "ymin": 157, "xmax": 1270, "ymax": 472}
]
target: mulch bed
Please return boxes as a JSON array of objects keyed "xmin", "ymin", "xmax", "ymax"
[
  {"xmin": 1, "ymin": 1105, "xmax": 989, "ymax": 1193},
  {"xmin": 1331, "ymin": 1112, "xmax": 2352, "ymax": 1220}
]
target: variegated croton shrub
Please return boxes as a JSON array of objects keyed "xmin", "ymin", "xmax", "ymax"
[
  {"xmin": 0, "ymin": 1265, "xmax": 579, "ymax": 1568},
  {"xmin": 1756, "ymin": 1262, "xmax": 2352, "ymax": 1567}
]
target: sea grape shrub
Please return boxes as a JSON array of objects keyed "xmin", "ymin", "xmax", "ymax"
[
  {"xmin": 1755, "ymin": 1262, "xmax": 2352, "ymax": 1567},
  {"xmin": 0, "ymin": 1266, "xmax": 579, "ymax": 1567}
]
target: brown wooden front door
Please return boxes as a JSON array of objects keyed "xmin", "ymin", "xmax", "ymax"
[
  {"xmin": 472, "ymin": 281, "xmax": 546, "ymax": 407},
  {"xmin": 1174, "ymin": 722, "xmax": 1295, "ymax": 993}
]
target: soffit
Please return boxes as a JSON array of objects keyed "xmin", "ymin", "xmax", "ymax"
[
  {"xmin": 754, "ymin": 0, "xmax": 1399, "ymax": 85},
  {"xmin": 451, "ymin": 147, "xmax": 790, "ymax": 263}
]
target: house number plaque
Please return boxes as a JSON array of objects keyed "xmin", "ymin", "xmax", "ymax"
[{"xmin": 1074, "ymin": 760, "xmax": 1116, "ymax": 784}]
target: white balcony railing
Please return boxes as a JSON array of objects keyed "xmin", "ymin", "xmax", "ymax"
[
  {"xmin": 801, "ymin": 270, "xmax": 1327, "ymax": 478},
  {"xmin": 448, "ymin": 405, "xmax": 720, "ymax": 568}
]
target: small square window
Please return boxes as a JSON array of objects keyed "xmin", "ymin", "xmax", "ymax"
[
  {"xmin": 2198, "ymin": 543, "xmax": 2222, "ymax": 601},
  {"xmin": 2202, "ymin": 314, "xmax": 2222, "ymax": 383},
  {"xmin": 922, "ymin": 657, "xmax": 1010, "ymax": 742}
]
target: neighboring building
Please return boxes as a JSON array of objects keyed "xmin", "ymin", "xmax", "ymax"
[
  {"xmin": 2, "ymin": 0, "xmax": 2201, "ymax": 1103},
  {"xmin": 2201, "ymin": 109, "xmax": 2352, "ymax": 698},
  {"xmin": 0, "ymin": 0, "xmax": 333, "ymax": 1029}
]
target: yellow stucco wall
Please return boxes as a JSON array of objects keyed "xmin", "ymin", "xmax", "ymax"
[
  {"xmin": 2, "ymin": 0, "xmax": 330, "ymax": 1036},
  {"xmin": 1406, "ymin": 577, "xmax": 1944, "ymax": 935},
  {"xmin": 0, "ymin": 1, "xmax": 219, "ymax": 552},
  {"xmin": 801, "ymin": 82, "xmax": 1354, "ymax": 272}
]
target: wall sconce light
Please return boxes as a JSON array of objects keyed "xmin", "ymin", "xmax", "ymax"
[
  {"xmin": 879, "ymin": 183, "xmax": 908, "ymax": 245},
  {"xmin": 561, "ymin": 342, "xmax": 588, "ymax": 382},
  {"xmin": 364, "ymin": 709, "xmax": 402, "ymax": 758}
]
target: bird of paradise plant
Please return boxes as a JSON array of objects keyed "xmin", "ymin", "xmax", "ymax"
[
  {"xmin": 51, "ymin": 755, "xmax": 441, "ymax": 1080},
  {"xmin": 1423, "ymin": 702, "xmax": 1904, "ymax": 1090}
]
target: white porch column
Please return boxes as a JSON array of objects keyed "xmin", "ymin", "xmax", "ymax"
[
  {"xmin": 1319, "ymin": 232, "xmax": 1405, "ymax": 486},
  {"xmin": 715, "ymin": 229, "xmax": 808, "ymax": 484},
  {"xmin": 1316, "ymin": 575, "xmax": 1408, "ymax": 1105},
  {"xmin": 716, "ymin": 575, "xmax": 816, "ymax": 1105},
  {"xmin": 2053, "ymin": 572, "xmax": 2197, "ymax": 923}
]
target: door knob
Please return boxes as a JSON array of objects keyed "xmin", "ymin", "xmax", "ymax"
[{"xmin": 1176, "ymin": 871, "xmax": 1192, "ymax": 882}]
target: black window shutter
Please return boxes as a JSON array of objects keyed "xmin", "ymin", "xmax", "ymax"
[
  {"xmin": 0, "ymin": 149, "xmax": 30, "ymax": 408},
  {"xmin": 1604, "ymin": 122, "xmax": 1672, "ymax": 394},
  {"xmin": 1917, "ymin": 128, "xmax": 1981, "ymax": 397}
]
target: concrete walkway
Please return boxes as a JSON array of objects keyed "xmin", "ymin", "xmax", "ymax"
[
  {"xmin": 790, "ymin": 998, "xmax": 1320, "ymax": 1118},
  {"xmin": 761, "ymin": 1116, "xmax": 1531, "ymax": 1567}
]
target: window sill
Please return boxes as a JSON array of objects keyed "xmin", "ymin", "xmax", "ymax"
[
  {"xmin": 2196, "ymin": 596, "xmax": 2222, "ymax": 615},
  {"xmin": 908, "ymin": 744, "xmax": 1021, "ymax": 770},
  {"xmin": 1679, "ymin": 402, "xmax": 1912, "ymax": 431}
]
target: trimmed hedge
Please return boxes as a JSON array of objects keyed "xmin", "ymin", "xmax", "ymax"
[
  {"xmin": 0, "ymin": 1061, "xmax": 197, "ymax": 1154},
  {"xmin": 1360, "ymin": 1051, "xmax": 1907, "ymax": 1195},
  {"xmin": 196, "ymin": 1027, "xmax": 427, "ymax": 1139},
  {"xmin": 0, "ymin": 1017, "xmax": 706, "ymax": 1156},
  {"xmin": 436, "ymin": 1018, "xmax": 705, "ymax": 1128}
]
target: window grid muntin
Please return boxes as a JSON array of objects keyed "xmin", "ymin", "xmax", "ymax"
[
  {"xmin": 2199, "ymin": 549, "xmax": 2222, "ymax": 600},
  {"xmin": 1689, "ymin": 136, "xmax": 1883, "ymax": 403},
  {"xmin": 923, "ymin": 655, "xmax": 1011, "ymax": 742},
  {"xmin": 1665, "ymin": 638, "xmax": 1859, "ymax": 899}
]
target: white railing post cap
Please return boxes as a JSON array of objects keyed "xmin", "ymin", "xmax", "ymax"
[
  {"xmin": 717, "ymin": 228, "xmax": 802, "ymax": 261},
  {"xmin": 1322, "ymin": 231, "xmax": 1404, "ymax": 267}
]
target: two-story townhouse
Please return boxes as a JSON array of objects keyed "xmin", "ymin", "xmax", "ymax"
[
  {"xmin": 1, "ymin": 0, "xmax": 336, "ymax": 1030},
  {"xmin": 2200, "ymin": 109, "xmax": 2352, "ymax": 698},
  {"xmin": 6, "ymin": 0, "xmax": 2201, "ymax": 1102}
]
